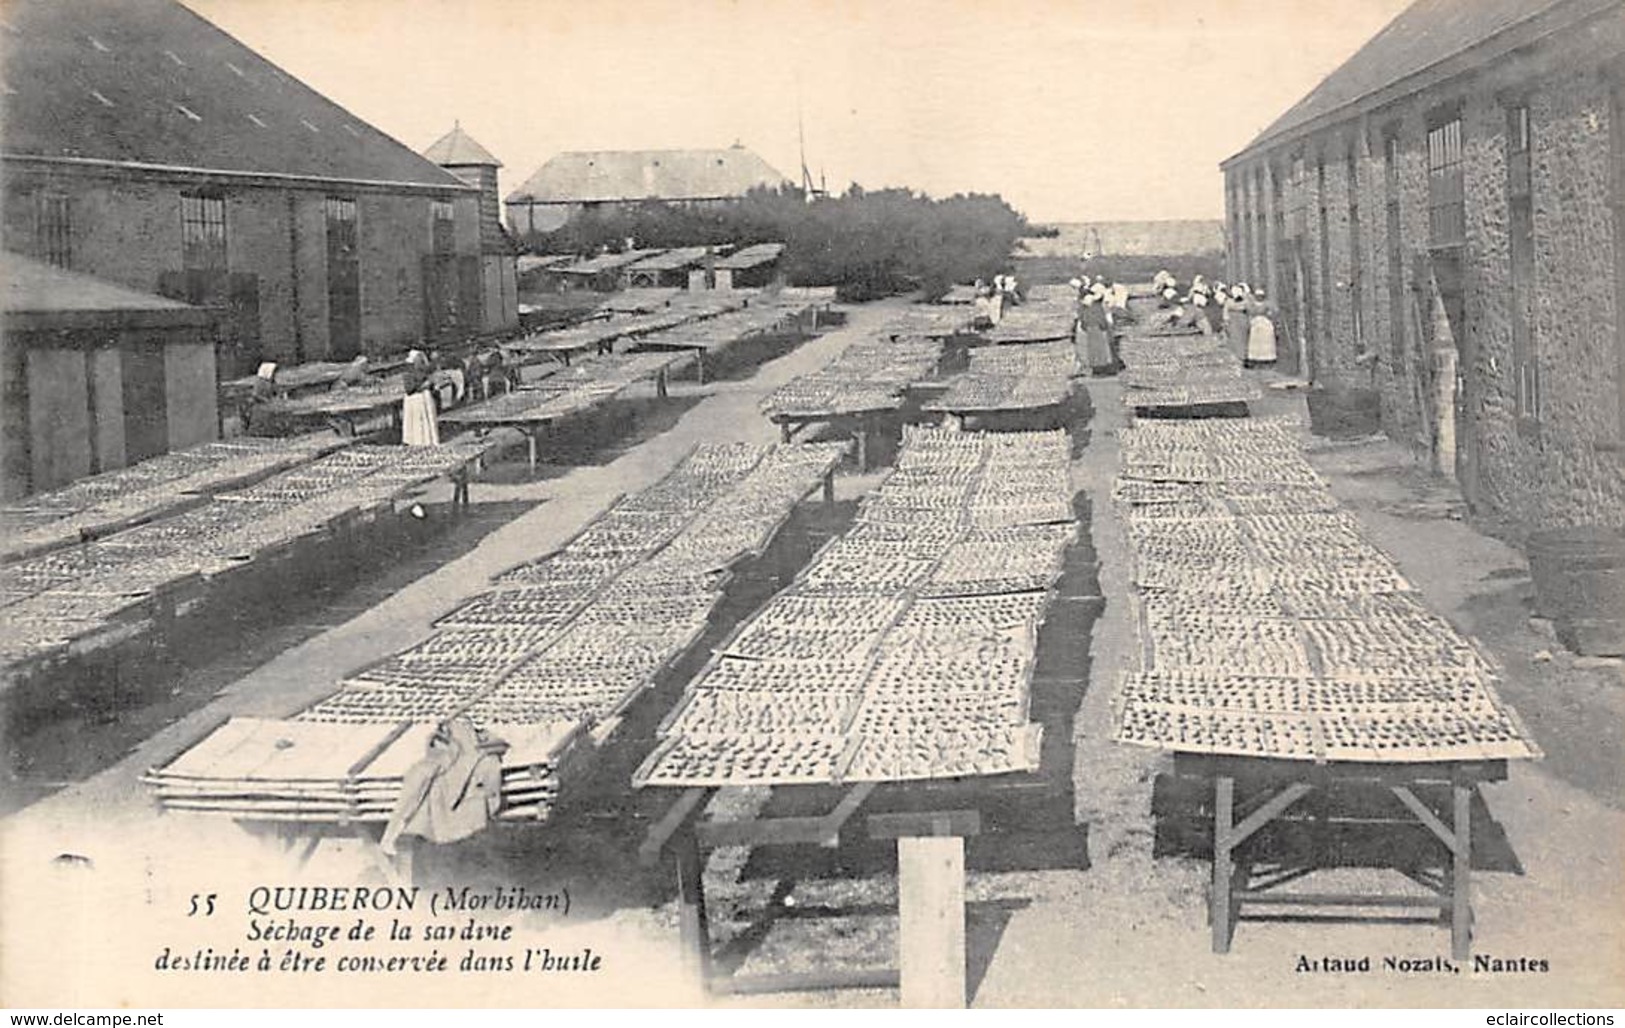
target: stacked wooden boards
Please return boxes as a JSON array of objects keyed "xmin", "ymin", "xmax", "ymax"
[
  {"xmin": 636, "ymin": 426, "xmax": 1077, "ymax": 788},
  {"xmin": 2, "ymin": 438, "xmax": 494, "ymax": 687},
  {"xmin": 1110, "ymin": 416, "xmax": 1539, "ymax": 764},
  {"xmin": 927, "ymin": 340, "xmax": 1078, "ymax": 415},
  {"xmin": 761, "ymin": 336, "xmax": 943, "ymax": 420},
  {"xmin": 145, "ymin": 441, "xmax": 850, "ymax": 824},
  {"xmin": 0, "ymin": 434, "xmax": 351, "ymax": 564},
  {"xmin": 1118, "ymin": 325, "xmax": 1260, "ymax": 410}
]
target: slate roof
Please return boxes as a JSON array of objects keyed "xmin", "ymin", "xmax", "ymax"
[
  {"xmin": 423, "ymin": 124, "xmax": 501, "ymax": 167},
  {"xmin": 1227, "ymin": 0, "xmax": 1613, "ymax": 163},
  {"xmin": 507, "ymin": 146, "xmax": 792, "ymax": 204},
  {"xmin": 0, "ymin": 0, "xmax": 466, "ymax": 190}
]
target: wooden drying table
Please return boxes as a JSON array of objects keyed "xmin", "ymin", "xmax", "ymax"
[
  {"xmin": 640, "ymin": 784, "xmax": 980, "ymax": 1008},
  {"xmin": 441, "ymin": 365, "xmax": 676, "ymax": 472},
  {"xmin": 265, "ymin": 390, "xmax": 405, "ymax": 438},
  {"xmin": 1175, "ymin": 753, "xmax": 1508, "ymax": 959},
  {"xmin": 769, "ymin": 405, "xmax": 895, "ymax": 473}
]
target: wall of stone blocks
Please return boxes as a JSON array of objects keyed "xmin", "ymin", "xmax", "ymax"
[{"xmin": 1223, "ymin": 57, "xmax": 1625, "ymax": 533}]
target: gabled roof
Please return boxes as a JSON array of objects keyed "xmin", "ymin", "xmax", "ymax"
[
  {"xmin": 507, "ymin": 146, "xmax": 793, "ymax": 204},
  {"xmin": 423, "ymin": 124, "xmax": 501, "ymax": 167},
  {"xmin": 1, "ymin": 0, "xmax": 466, "ymax": 190},
  {"xmin": 1226, "ymin": 0, "xmax": 1614, "ymax": 165}
]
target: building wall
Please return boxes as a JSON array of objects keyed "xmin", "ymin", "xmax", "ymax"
[
  {"xmin": 3, "ymin": 324, "xmax": 218, "ymax": 498},
  {"xmin": 164, "ymin": 338, "xmax": 218, "ymax": 450},
  {"xmin": 26, "ymin": 347, "xmax": 93, "ymax": 492},
  {"xmin": 1, "ymin": 164, "xmax": 479, "ymax": 365},
  {"xmin": 1223, "ymin": 51, "xmax": 1625, "ymax": 534}
]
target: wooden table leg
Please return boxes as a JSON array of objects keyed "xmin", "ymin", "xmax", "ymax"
[
  {"xmin": 855, "ymin": 419, "xmax": 870, "ymax": 472},
  {"xmin": 673, "ymin": 830, "xmax": 713, "ymax": 990},
  {"xmin": 526, "ymin": 428, "xmax": 538, "ymax": 471},
  {"xmin": 897, "ymin": 835, "xmax": 967, "ymax": 1009},
  {"xmin": 1452, "ymin": 781, "xmax": 1472, "ymax": 960},
  {"xmin": 1212, "ymin": 774, "xmax": 1235, "ymax": 954},
  {"xmin": 780, "ymin": 420, "xmax": 793, "ymax": 443},
  {"xmin": 657, "ymin": 367, "xmax": 669, "ymax": 399},
  {"xmin": 696, "ymin": 352, "xmax": 707, "ymax": 386},
  {"xmin": 822, "ymin": 469, "xmax": 835, "ymax": 507}
]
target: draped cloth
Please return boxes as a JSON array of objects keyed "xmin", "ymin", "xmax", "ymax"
[{"xmin": 381, "ymin": 720, "xmax": 505, "ymax": 854}]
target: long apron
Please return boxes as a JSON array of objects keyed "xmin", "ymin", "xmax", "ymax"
[
  {"xmin": 401, "ymin": 390, "xmax": 441, "ymax": 446},
  {"xmin": 1247, "ymin": 314, "xmax": 1278, "ymax": 363}
]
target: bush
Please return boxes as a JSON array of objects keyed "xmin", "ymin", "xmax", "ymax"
[{"xmin": 520, "ymin": 184, "xmax": 1034, "ymax": 302}]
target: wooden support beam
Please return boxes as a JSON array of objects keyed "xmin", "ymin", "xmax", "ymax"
[
  {"xmin": 638, "ymin": 787, "xmax": 711, "ymax": 866},
  {"xmin": 1212, "ymin": 775, "xmax": 1236, "ymax": 954},
  {"xmin": 696, "ymin": 784, "xmax": 874, "ymax": 850},
  {"xmin": 1230, "ymin": 782, "xmax": 1312, "ymax": 847},
  {"xmin": 1391, "ymin": 785, "xmax": 1457, "ymax": 851},
  {"xmin": 674, "ymin": 831, "xmax": 712, "ymax": 986},
  {"xmin": 897, "ymin": 835, "xmax": 967, "ymax": 1009},
  {"xmin": 867, "ymin": 809, "xmax": 981, "ymax": 840}
]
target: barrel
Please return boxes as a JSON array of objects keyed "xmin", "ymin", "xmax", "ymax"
[{"xmin": 1528, "ymin": 526, "xmax": 1625, "ymax": 655}]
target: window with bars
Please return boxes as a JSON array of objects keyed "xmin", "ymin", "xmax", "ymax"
[
  {"xmin": 181, "ymin": 192, "xmax": 227, "ymax": 270},
  {"xmin": 1427, "ymin": 115, "xmax": 1465, "ymax": 247},
  {"xmin": 431, "ymin": 198, "xmax": 455, "ymax": 254},
  {"xmin": 1507, "ymin": 103, "xmax": 1539, "ymax": 422},
  {"xmin": 36, "ymin": 192, "xmax": 71, "ymax": 269},
  {"xmin": 326, "ymin": 196, "xmax": 358, "ymax": 257}
]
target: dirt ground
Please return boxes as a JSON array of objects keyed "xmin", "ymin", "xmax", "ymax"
[{"xmin": 2, "ymin": 311, "xmax": 1622, "ymax": 1009}]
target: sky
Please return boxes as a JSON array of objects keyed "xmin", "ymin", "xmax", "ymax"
[{"xmin": 185, "ymin": 0, "xmax": 1414, "ymax": 224}]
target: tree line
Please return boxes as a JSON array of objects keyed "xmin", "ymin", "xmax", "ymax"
[{"xmin": 521, "ymin": 185, "xmax": 1039, "ymax": 302}]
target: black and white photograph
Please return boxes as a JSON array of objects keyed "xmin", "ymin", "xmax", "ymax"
[{"xmin": 2, "ymin": 0, "xmax": 1623, "ymax": 1012}]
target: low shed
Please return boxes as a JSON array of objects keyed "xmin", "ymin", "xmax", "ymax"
[{"xmin": 2, "ymin": 252, "xmax": 219, "ymax": 499}]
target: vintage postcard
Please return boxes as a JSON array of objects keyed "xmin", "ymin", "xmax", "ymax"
[{"xmin": 2, "ymin": 0, "xmax": 1623, "ymax": 1011}]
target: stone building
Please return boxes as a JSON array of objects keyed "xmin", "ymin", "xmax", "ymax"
[
  {"xmin": 1222, "ymin": 0, "xmax": 1625, "ymax": 533},
  {"xmin": 504, "ymin": 145, "xmax": 793, "ymax": 237},
  {"xmin": 1, "ymin": 0, "xmax": 488, "ymax": 378},
  {"xmin": 422, "ymin": 124, "xmax": 520, "ymax": 335}
]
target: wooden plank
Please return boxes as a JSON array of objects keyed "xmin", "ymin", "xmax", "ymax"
[
  {"xmin": 714, "ymin": 968, "xmax": 900, "ymax": 995},
  {"xmin": 1452, "ymin": 782, "xmax": 1472, "ymax": 960},
  {"xmin": 897, "ymin": 835, "xmax": 966, "ymax": 1009},
  {"xmin": 1239, "ymin": 892, "xmax": 1448, "ymax": 908},
  {"xmin": 868, "ymin": 809, "xmax": 981, "ymax": 840}
]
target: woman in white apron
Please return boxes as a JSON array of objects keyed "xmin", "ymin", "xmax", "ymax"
[
  {"xmin": 1246, "ymin": 288, "xmax": 1279, "ymax": 367},
  {"xmin": 400, "ymin": 349, "xmax": 441, "ymax": 446}
]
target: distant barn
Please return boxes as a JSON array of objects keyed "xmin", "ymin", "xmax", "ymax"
[{"xmin": 504, "ymin": 145, "xmax": 793, "ymax": 236}]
